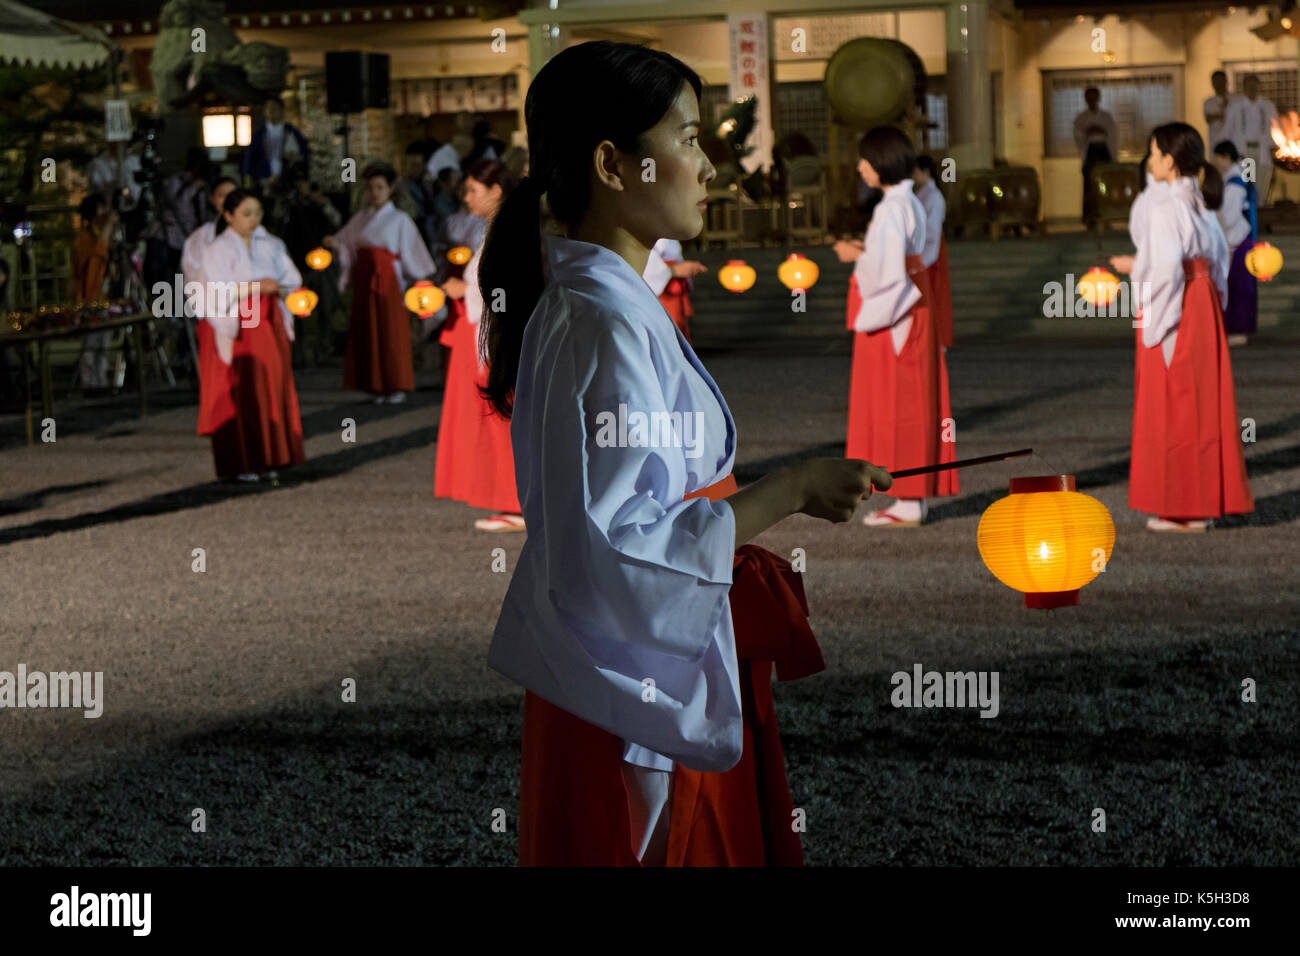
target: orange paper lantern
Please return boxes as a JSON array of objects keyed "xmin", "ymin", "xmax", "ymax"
[
  {"xmin": 285, "ymin": 287, "xmax": 318, "ymax": 317},
  {"xmin": 447, "ymin": 246, "xmax": 473, "ymax": 266},
  {"xmin": 1244, "ymin": 241, "xmax": 1282, "ymax": 281},
  {"xmin": 1076, "ymin": 267, "xmax": 1119, "ymax": 307},
  {"xmin": 404, "ymin": 281, "xmax": 445, "ymax": 318},
  {"xmin": 976, "ymin": 476, "xmax": 1115, "ymax": 609},
  {"xmin": 718, "ymin": 260, "xmax": 756, "ymax": 293},
  {"xmin": 306, "ymin": 247, "xmax": 332, "ymax": 271},
  {"xmin": 777, "ymin": 253, "xmax": 819, "ymax": 292}
]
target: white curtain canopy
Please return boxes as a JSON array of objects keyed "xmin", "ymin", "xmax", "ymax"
[{"xmin": 0, "ymin": 0, "xmax": 110, "ymax": 69}]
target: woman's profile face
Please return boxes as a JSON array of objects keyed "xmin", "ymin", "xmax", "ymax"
[
  {"xmin": 464, "ymin": 175, "xmax": 502, "ymax": 219},
  {"xmin": 612, "ymin": 84, "xmax": 716, "ymax": 246},
  {"xmin": 1148, "ymin": 138, "xmax": 1176, "ymax": 183},
  {"xmin": 367, "ymin": 175, "xmax": 392, "ymax": 209},
  {"xmin": 858, "ymin": 157, "xmax": 881, "ymax": 189}
]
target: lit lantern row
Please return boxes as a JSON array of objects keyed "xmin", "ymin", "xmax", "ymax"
[
  {"xmin": 718, "ymin": 254, "xmax": 820, "ymax": 293},
  {"xmin": 1077, "ymin": 242, "xmax": 1283, "ymax": 308}
]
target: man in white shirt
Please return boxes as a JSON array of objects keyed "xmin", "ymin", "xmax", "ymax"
[
  {"xmin": 425, "ymin": 132, "xmax": 473, "ymax": 184},
  {"xmin": 240, "ymin": 98, "xmax": 310, "ymax": 188},
  {"xmin": 1223, "ymin": 75, "xmax": 1280, "ymax": 207},
  {"xmin": 1203, "ymin": 70, "xmax": 1236, "ymax": 151},
  {"xmin": 1073, "ymin": 88, "xmax": 1119, "ymax": 227}
]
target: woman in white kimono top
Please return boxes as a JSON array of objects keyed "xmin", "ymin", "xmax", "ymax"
[
  {"xmin": 328, "ymin": 162, "xmax": 435, "ymax": 403},
  {"xmin": 196, "ymin": 188, "xmax": 305, "ymax": 480},
  {"xmin": 1109, "ymin": 123, "xmax": 1252, "ymax": 531},
  {"xmin": 835, "ymin": 126, "xmax": 958, "ymax": 528},
  {"xmin": 476, "ymin": 40, "xmax": 889, "ymax": 867}
]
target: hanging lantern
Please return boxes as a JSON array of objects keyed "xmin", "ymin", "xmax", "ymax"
[
  {"xmin": 718, "ymin": 260, "xmax": 756, "ymax": 293},
  {"xmin": 306, "ymin": 247, "xmax": 332, "ymax": 271},
  {"xmin": 1245, "ymin": 241, "xmax": 1283, "ymax": 281},
  {"xmin": 1076, "ymin": 267, "xmax": 1119, "ymax": 307},
  {"xmin": 404, "ymin": 280, "xmax": 446, "ymax": 318},
  {"xmin": 777, "ymin": 253, "xmax": 820, "ymax": 293},
  {"xmin": 976, "ymin": 476, "xmax": 1115, "ymax": 609},
  {"xmin": 447, "ymin": 246, "xmax": 473, "ymax": 266},
  {"xmin": 285, "ymin": 287, "xmax": 318, "ymax": 317}
]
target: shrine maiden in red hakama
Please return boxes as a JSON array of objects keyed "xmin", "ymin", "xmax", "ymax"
[
  {"xmin": 643, "ymin": 237, "xmax": 695, "ymax": 342},
  {"xmin": 845, "ymin": 178, "xmax": 957, "ymax": 514},
  {"xmin": 915, "ymin": 176, "xmax": 953, "ymax": 349},
  {"xmin": 197, "ymin": 222, "xmax": 306, "ymax": 478},
  {"xmin": 182, "ymin": 220, "xmax": 235, "ymax": 447},
  {"xmin": 433, "ymin": 239, "xmax": 520, "ymax": 514},
  {"xmin": 489, "ymin": 236, "xmax": 822, "ymax": 866},
  {"xmin": 1128, "ymin": 175, "xmax": 1252, "ymax": 524},
  {"xmin": 335, "ymin": 199, "xmax": 435, "ymax": 399}
]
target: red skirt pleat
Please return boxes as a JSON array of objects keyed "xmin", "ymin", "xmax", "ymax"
[
  {"xmin": 195, "ymin": 319, "xmax": 235, "ymax": 437},
  {"xmin": 927, "ymin": 236, "xmax": 953, "ymax": 348},
  {"xmin": 434, "ymin": 300, "xmax": 519, "ymax": 512},
  {"xmin": 1129, "ymin": 270, "xmax": 1253, "ymax": 519},
  {"xmin": 658, "ymin": 278, "xmax": 693, "ymax": 343},
  {"xmin": 343, "ymin": 246, "xmax": 414, "ymax": 395},
  {"xmin": 211, "ymin": 293, "xmax": 305, "ymax": 478},
  {"xmin": 517, "ymin": 473, "xmax": 822, "ymax": 866},
  {"xmin": 844, "ymin": 270, "xmax": 958, "ymax": 499}
]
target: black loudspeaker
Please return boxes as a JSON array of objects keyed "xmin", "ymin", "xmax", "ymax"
[{"xmin": 325, "ymin": 51, "xmax": 390, "ymax": 113}]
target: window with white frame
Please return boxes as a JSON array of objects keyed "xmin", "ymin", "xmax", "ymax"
[{"xmin": 1043, "ymin": 68, "xmax": 1183, "ymax": 159}]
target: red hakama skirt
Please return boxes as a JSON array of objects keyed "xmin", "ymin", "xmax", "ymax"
[
  {"xmin": 845, "ymin": 254, "xmax": 958, "ymax": 499},
  {"xmin": 518, "ymin": 474, "xmax": 825, "ymax": 866},
  {"xmin": 1129, "ymin": 258, "xmax": 1253, "ymax": 519},
  {"xmin": 926, "ymin": 236, "xmax": 953, "ymax": 348},
  {"xmin": 195, "ymin": 319, "xmax": 235, "ymax": 437},
  {"xmin": 657, "ymin": 277, "xmax": 694, "ymax": 343},
  {"xmin": 433, "ymin": 298, "xmax": 519, "ymax": 512},
  {"xmin": 210, "ymin": 293, "xmax": 305, "ymax": 478},
  {"xmin": 344, "ymin": 246, "xmax": 414, "ymax": 395}
]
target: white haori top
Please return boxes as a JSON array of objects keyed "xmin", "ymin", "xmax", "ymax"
[
  {"xmin": 1131, "ymin": 176, "xmax": 1223, "ymax": 364},
  {"xmin": 487, "ymin": 235, "xmax": 743, "ymax": 774},
  {"xmin": 915, "ymin": 178, "xmax": 945, "ymax": 268},
  {"xmin": 1199, "ymin": 206, "xmax": 1230, "ymax": 311},
  {"xmin": 851, "ymin": 178, "xmax": 927, "ymax": 355},
  {"xmin": 198, "ymin": 224, "xmax": 301, "ymax": 354},
  {"xmin": 335, "ymin": 200, "xmax": 435, "ymax": 293}
]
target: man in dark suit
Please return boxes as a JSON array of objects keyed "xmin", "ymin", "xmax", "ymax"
[{"xmin": 240, "ymin": 98, "xmax": 310, "ymax": 188}]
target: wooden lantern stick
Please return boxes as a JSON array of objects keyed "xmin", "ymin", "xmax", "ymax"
[{"xmin": 888, "ymin": 448, "xmax": 1034, "ymax": 479}]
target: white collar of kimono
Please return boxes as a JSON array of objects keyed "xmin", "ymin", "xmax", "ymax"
[
  {"xmin": 220, "ymin": 223, "xmax": 271, "ymax": 242},
  {"xmin": 544, "ymin": 235, "xmax": 650, "ymax": 295},
  {"xmin": 370, "ymin": 200, "xmax": 394, "ymax": 215},
  {"xmin": 1168, "ymin": 175, "xmax": 1206, "ymax": 213},
  {"xmin": 1226, "ymin": 163, "xmax": 1243, "ymax": 180},
  {"xmin": 884, "ymin": 178, "xmax": 915, "ymax": 199}
]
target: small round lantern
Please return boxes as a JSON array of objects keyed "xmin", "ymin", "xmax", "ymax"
[
  {"xmin": 777, "ymin": 253, "xmax": 820, "ymax": 293},
  {"xmin": 1076, "ymin": 267, "xmax": 1119, "ymax": 307},
  {"xmin": 446, "ymin": 246, "xmax": 473, "ymax": 266},
  {"xmin": 306, "ymin": 247, "xmax": 332, "ymax": 271},
  {"xmin": 404, "ymin": 280, "xmax": 446, "ymax": 318},
  {"xmin": 977, "ymin": 475, "xmax": 1115, "ymax": 609},
  {"xmin": 1245, "ymin": 241, "xmax": 1283, "ymax": 281},
  {"xmin": 285, "ymin": 287, "xmax": 318, "ymax": 317},
  {"xmin": 718, "ymin": 260, "xmax": 756, "ymax": 293}
]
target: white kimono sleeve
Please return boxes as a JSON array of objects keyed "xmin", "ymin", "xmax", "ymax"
[
  {"xmin": 1133, "ymin": 201, "xmax": 1186, "ymax": 355},
  {"xmin": 851, "ymin": 206, "xmax": 920, "ymax": 334},
  {"xmin": 921, "ymin": 190, "xmax": 944, "ymax": 268},
  {"xmin": 334, "ymin": 210, "xmax": 366, "ymax": 293},
  {"xmin": 1204, "ymin": 214, "xmax": 1229, "ymax": 310},
  {"xmin": 199, "ymin": 236, "xmax": 243, "ymax": 342},
  {"xmin": 397, "ymin": 215, "xmax": 435, "ymax": 287},
  {"xmin": 267, "ymin": 236, "xmax": 303, "ymax": 338},
  {"xmin": 541, "ymin": 308, "xmax": 742, "ymax": 771},
  {"xmin": 181, "ymin": 231, "xmax": 205, "ymax": 318},
  {"xmin": 1217, "ymin": 180, "xmax": 1248, "ymax": 249},
  {"xmin": 642, "ymin": 245, "xmax": 672, "ymax": 297}
]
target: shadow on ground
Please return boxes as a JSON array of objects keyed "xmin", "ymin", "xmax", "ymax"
[{"xmin": 3, "ymin": 630, "xmax": 1294, "ymax": 866}]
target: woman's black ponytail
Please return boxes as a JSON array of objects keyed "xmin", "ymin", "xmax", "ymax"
[
  {"xmin": 477, "ymin": 40, "xmax": 703, "ymax": 419},
  {"xmin": 1200, "ymin": 160, "xmax": 1223, "ymax": 211}
]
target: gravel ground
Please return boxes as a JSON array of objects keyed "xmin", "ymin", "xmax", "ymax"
[{"xmin": 1, "ymin": 338, "xmax": 1297, "ymax": 866}]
